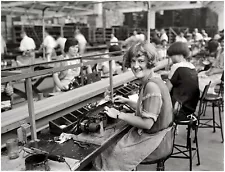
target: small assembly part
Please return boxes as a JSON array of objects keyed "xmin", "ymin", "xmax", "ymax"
[{"xmin": 73, "ymin": 140, "xmax": 90, "ymax": 148}]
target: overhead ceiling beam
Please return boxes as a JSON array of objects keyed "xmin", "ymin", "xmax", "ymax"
[
  {"xmin": 1, "ymin": 7, "xmax": 66, "ymax": 18},
  {"xmin": 69, "ymin": 10, "xmax": 96, "ymax": 17},
  {"xmin": 73, "ymin": 1, "xmax": 80, "ymax": 5},
  {"xmin": 40, "ymin": 2, "xmax": 92, "ymax": 11},
  {"xmin": 153, "ymin": 3, "xmax": 204, "ymax": 11},
  {"xmin": 1, "ymin": 1, "xmax": 34, "ymax": 8},
  {"xmin": 119, "ymin": 3, "xmax": 204, "ymax": 13},
  {"xmin": 40, "ymin": 10, "xmax": 96, "ymax": 19},
  {"xmin": 28, "ymin": 3, "xmax": 37, "ymax": 11},
  {"xmin": 63, "ymin": 6, "xmax": 93, "ymax": 11},
  {"xmin": 57, "ymin": 2, "xmax": 69, "ymax": 12},
  {"xmin": 2, "ymin": 7, "xmax": 95, "ymax": 20},
  {"xmin": 119, "ymin": 7, "xmax": 148, "ymax": 13}
]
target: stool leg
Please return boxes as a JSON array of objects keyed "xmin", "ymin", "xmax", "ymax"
[
  {"xmin": 186, "ymin": 127, "xmax": 189, "ymax": 148},
  {"xmin": 203, "ymin": 101, "xmax": 207, "ymax": 116},
  {"xmin": 195, "ymin": 127, "xmax": 200, "ymax": 165},
  {"xmin": 221, "ymin": 99, "xmax": 224, "ymax": 112},
  {"xmin": 156, "ymin": 160, "xmax": 165, "ymax": 171},
  {"xmin": 212, "ymin": 103, "xmax": 216, "ymax": 133},
  {"xmin": 188, "ymin": 125, "xmax": 192, "ymax": 171},
  {"xmin": 132, "ymin": 167, "xmax": 137, "ymax": 171},
  {"xmin": 218, "ymin": 103, "xmax": 224, "ymax": 143}
]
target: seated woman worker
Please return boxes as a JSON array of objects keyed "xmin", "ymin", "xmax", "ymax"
[
  {"xmin": 198, "ymin": 37, "xmax": 224, "ymax": 94},
  {"xmin": 97, "ymin": 45, "xmax": 122, "ymax": 78},
  {"xmin": 53, "ymin": 38, "xmax": 81, "ymax": 92},
  {"xmin": 166, "ymin": 42, "xmax": 200, "ymax": 121},
  {"xmin": 93, "ymin": 42, "xmax": 173, "ymax": 171}
]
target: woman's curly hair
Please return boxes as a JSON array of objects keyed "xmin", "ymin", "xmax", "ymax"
[{"xmin": 123, "ymin": 42, "xmax": 158, "ymax": 69}]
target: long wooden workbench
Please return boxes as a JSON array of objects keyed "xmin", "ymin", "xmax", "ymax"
[
  {"xmin": 1, "ymin": 121, "xmax": 131, "ymax": 171},
  {"xmin": 1, "ymin": 71, "xmax": 135, "ymax": 147}
]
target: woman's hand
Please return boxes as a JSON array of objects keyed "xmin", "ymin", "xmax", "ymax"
[
  {"xmin": 104, "ymin": 106, "xmax": 119, "ymax": 119},
  {"xmin": 58, "ymin": 83, "xmax": 68, "ymax": 91},
  {"xmin": 113, "ymin": 95, "xmax": 128, "ymax": 104}
]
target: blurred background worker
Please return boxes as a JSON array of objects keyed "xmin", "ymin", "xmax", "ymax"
[
  {"xmin": 74, "ymin": 28, "xmax": 92, "ymax": 74},
  {"xmin": 159, "ymin": 28, "xmax": 168, "ymax": 43},
  {"xmin": 123, "ymin": 29, "xmax": 145, "ymax": 50},
  {"xmin": 56, "ymin": 32, "xmax": 67, "ymax": 55},
  {"xmin": 193, "ymin": 28, "xmax": 203, "ymax": 41},
  {"xmin": 201, "ymin": 29, "xmax": 208, "ymax": 39},
  {"xmin": 1, "ymin": 35, "xmax": 7, "ymax": 60},
  {"xmin": 96, "ymin": 45, "xmax": 122, "ymax": 78},
  {"xmin": 110, "ymin": 33, "xmax": 119, "ymax": 46},
  {"xmin": 175, "ymin": 31, "xmax": 187, "ymax": 42},
  {"xmin": 74, "ymin": 28, "xmax": 87, "ymax": 55},
  {"xmin": 39, "ymin": 29, "xmax": 57, "ymax": 62},
  {"xmin": 18, "ymin": 30, "xmax": 36, "ymax": 65}
]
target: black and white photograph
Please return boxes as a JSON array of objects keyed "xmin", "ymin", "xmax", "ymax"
[{"xmin": 1, "ymin": 1, "xmax": 224, "ymax": 171}]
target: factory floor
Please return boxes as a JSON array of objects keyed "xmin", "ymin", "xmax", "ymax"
[{"xmin": 137, "ymin": 105, "xmax": 224, "ymax": 171}]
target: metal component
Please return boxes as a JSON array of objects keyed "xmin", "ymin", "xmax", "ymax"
[
  {"xmin": 79, "ymin": 119, "xmax": 100, "ymax": 133},
  {"xmin": 73, "ymin": 140, "xmax": 90, "ymax": 148},
  {"xmin": 47, "ymin": 154, "xmax": 65, "ymax": 162}
]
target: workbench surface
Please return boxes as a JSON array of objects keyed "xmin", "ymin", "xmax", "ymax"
[{"xmin": 2, "ymin": 120, "xmax": 130, "ymax": 171}]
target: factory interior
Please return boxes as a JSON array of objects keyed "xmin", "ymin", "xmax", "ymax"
[{"xmin": 1, "ymin": 1, "xmax": 224, "ymax": 171}]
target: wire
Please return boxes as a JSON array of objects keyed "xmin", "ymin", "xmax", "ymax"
[{"xmin": 64, "ymin": 160, "xmax": 72, "ymax": 171}]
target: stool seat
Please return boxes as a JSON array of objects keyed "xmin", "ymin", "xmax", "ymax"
[
  {"xmin": 141, "ymin": 156, "xmax": 169, "ymax": 165},
  {"xmin": 138, "ymin": 125, "xmax": 176, "ymax": 171},
  {"xmin": 171, "ymin": 113, "xmax": 200, "ymax": 171},
  {"xmin": 204, "ymin": 94, "xmax": 222, "ymax": 101},
  {"xmin": 176, "ymin": 115, "xmax": 198, "ymax": 125},
  {"xmin": 200, "ymin": 92, "xmax": 224, "ymax": 143}
]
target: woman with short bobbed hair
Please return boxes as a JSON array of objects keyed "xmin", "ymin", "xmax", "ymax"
[
  {"xmin": 93, "ymin": 42, "xmax": 174, "ymax": 170},
  {"xmin": 166, "ymin": 42, "xmax": 200, "ymax": 121},
  {"xmin": 167, "ymin": 41, "xmax": 190, "ymax": 59},
  {"xmin": 52, "ymin": 38, "xmax": 81, "ymax": 92}
]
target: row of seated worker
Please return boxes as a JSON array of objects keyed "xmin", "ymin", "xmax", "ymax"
[
  {"xmin": 149, "ymin": 30, "xmax": 224, "ymax": 63},
  {"xmin": 153, "ymin": 36, "xmax": 224, "ymax": 95},
  {"xmin": 50, "ymin": 38, "xmax": 124, "ymax": 92},
  {"xmin": 1, "ymin": 28, "xmax": 94, "ymax": 65},
  {"xmin": 1, "ymin": 29, "xmax": 124, "ymax": 94},
  {"xmin": 51, "ymin": 32, "xmax": 223, "ymax": 96},
  {"xmin": 90, "ymin": 39, "xmax": 223, "ymax": 170}
]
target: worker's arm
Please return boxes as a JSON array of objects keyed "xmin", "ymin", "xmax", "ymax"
[
  {"xmin": 107, "ymin": 82, "xmax": 162, "ymax": 130},
  {"xmin": 153, "ymin": 58, "xmax": 172, "ymax": 72},
  {"xmin": 207, "ymin": 68, "xmax": 223, "ymax": 76},
  {"xmin": 73, "ymin": 66, "xmax": 81, "ymax": 77},
  {"xmin": 53, "ymin": 73, "xmax": 68, "ymax": 91},
  {"xmin": 113, "ymin": 95, "xmax": 137, "ymax": 109},
  {"xmin": 165, "ymin": 79, "xmax": 173, "ymax": 92}
]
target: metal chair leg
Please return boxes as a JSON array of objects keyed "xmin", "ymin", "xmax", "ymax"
[
  {"xmin": 156, "ymin": 160, "xmax": 165, "ymax": 171},
  {"xmin": 195, "ymin": 128, "xmax": 200, "ymax": 165},
  {"xmin": 203, "ymin": 101, "xmax": 207, "ymax": 116},
  {"xmin": 212, "ymin": 103, "xmax": 216, "ymax": 132},
  {"xmin": 218, "ymin": 103, "xmax": 224, "ymax": 143},
  {"xmin": 188, "ymin": 126, "xmax": 192, "ymax": 171}
]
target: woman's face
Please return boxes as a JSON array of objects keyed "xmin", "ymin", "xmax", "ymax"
[
  {"xmin": 68, "ymin": 45, "xmax": 79, "ymax": 56},
  {"xmin": 131, "ymin": 54, "xmax": 149, "ymax": 79}
]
